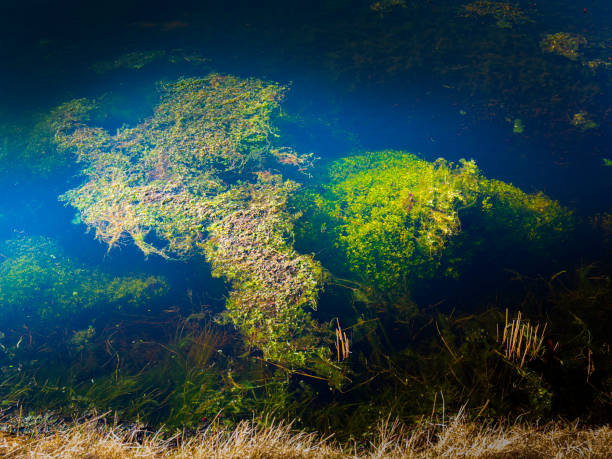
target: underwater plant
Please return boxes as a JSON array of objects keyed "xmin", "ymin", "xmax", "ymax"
[
  {"xmin": 0, "ymin": 98, "xmax": 99, "ymax": 179},
  {"xmin": 540, "ymin": 32, "xmax": 588, "ymax": 61},
  {"xmin": 0, "ymin": 310, "xmax": 308, "ymax": 430},
  {"xmin": 497, "ymin": 310, "xmax": 547, "ymax": 367},
  {"xmin": 370, "ymin": 0, "xmax": 406, "ymax": 17},
  {"xmin": 295, "ymin": 150, "xmax": 480, "ymax": 295},
  {"xmin": 89, "ymin": 50, "xmax": 210, "ymax": 74},
  {"xmin": 89, "ymin": 50, "xmax": 168, "ymax": 73},
  {"xmin": 295, "ymin": 150, "xmax": 572, "ymax": 299},
  {"xmin": 0, "ymin": 235, "xmax": 167, "ymax": 327},
  {"xmin": 460, "ymin": 1, "xmax": 532, "ymax": 29},
  {"xmin": 58, "ymin": 74, "xmax": 327, "ymax": 371},
  {"xmin": 570, "ymin": 111, "xmax": 599, "ymax": 131},
  {"xmin": 58, "ymin": 74, "xmax": 313, "ymax": 257},
  {"xmin": 203, "ymin": 174, "xmax": 325, "ymax": 366}
]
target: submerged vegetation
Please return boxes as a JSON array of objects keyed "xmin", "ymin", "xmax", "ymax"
[
  {"xmin": 0, "ymin": 23, "xmax": 610, "ymax": 447},
  {"xmin": 295, "ymin": 150, "xmax": 572, "ymax": 300},
  {"xmin": 88, "ymin": 49, "xmax": 210, "ymax": 74},
  {"xmin": 0, "ymin": 236, "xmax": 166, "ymax": 326},
  {"xmin": 540, "ymin": 32, "xmax": 588, "ymax": 61},
  {"xmin": 461, "ymin": 1, "xmax": 532, "ymax": 29},
  {"xmin": 0, "ymin": 99, "xmax": 99, "ymax": 178},
  {"xmin": 57, "ymin": 74, "xmax": 325, "ymax": 370}
]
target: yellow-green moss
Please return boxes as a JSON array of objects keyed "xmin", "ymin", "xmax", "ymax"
[
  {"xmin": 0, "ymin": 236, "xmax": 167, "ymax": 325},
  {"xmin": 297, "ymin": 150, "xmax": 573, "ymax": 297}
]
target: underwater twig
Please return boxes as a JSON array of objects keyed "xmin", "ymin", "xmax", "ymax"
[
  {"xmin": 475, "ymin": 399, "xmax": 490, "ymax": 418},
  {"xmin": 435, "ymin": 322, "xmax": 459, "ymax": 362},
  {"xmin": 337, "ymin": 370, "xmax": 386, "ymax": 394},
  {"xmin": 253, "ymin": 357, "xmax": 329, "ymax": 382}
]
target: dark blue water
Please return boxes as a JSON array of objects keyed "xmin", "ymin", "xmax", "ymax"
[{"xmin": 1, "ymin": 1, "xmax": 609, "ymax": 213}]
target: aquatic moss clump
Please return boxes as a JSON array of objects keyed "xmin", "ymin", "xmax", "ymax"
[
  {"xmin": 89, "ymin": 50, "xmax": 167, "ymax": 73},
  {"xmin": 0, "ymin": 100, "xmax": 94, "ymax": 180},
  {"xmin": 476, "ymin": 178, "xmax": 572, "ymax": 243},
  {"xmin": 89, "ymin": 50, "xmax": 209, "ymax": 74},
  {"xmin": 204, "ymin": 175, "xmax": 324, "ymax": 366},
  {"xmin": 370, "ymin": 0, "xmax": 406, "ymax": 16},
  {"xmin": 0, "ymin": 99, "xmax": 99, "ymax": 178},
  {"xmin": 0, "ymin": 236, "xmax": 167, "ymax": 326},
  {"xmin": 461, "ymin": 1, "xmax": 531, "ymax": 29},
  {"xmin": 297, "ymin": 151, "xmax": 572, "ymax": 297},
  {"xmin": 437, "ymin": 174, "xmax": 574, "ymax": 280},
  {"xmin": 570, "ymin": 111, "xmax": 599, "ymax": 131},
  {"xmin": 298, "ymin": 151, "xmax": 480, "ymax": 294},
  {"xmin": 540, "ymin": 32, "xmax": 587, "ymax": 61},
  {"xmin": 58, "ymin": 74, "xmax": 311, "ymax": 258},
  {"xmin": 58, "ymin": 74, "xmax": 325, "ymax": 369}
]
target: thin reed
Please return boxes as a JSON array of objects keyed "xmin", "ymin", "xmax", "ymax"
[
  {"xmin": 335, "ymin": 318, "xmax": 350, "ymax": 362},
  {"xmin": 498, "ymin": 309, "xmax": 547, "ymax": 367}
]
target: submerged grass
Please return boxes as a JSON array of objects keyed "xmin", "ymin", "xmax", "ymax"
[{"xmin": 1, "ymin": 412, "xmax": 610, "ymax": 458}]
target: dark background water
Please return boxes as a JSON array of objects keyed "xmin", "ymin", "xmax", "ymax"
[{"xmin": 1, "ymin": 0, "xmax": 610, "ymax": 210}]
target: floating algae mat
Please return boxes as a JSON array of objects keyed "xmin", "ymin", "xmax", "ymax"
[{"xmin": 0, "ymin": 0, "xmax": 610, "ymax": 445}]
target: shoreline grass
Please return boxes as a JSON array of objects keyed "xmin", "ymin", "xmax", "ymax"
[{"xmin": 1, "ymin": 412, "xmax": 610, "ymax": 458}]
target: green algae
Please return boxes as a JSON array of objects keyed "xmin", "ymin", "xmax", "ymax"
[
  {"xmin": 57, "ymin": 73, "xmax": 327, "ymax": 372},
  {"xmin": 0, "ymin": 236, "xmax": 167, "ymax": 326},
  {"xmin": 295, "ymin": 150, "xmax": 573, "ymax": 299}
]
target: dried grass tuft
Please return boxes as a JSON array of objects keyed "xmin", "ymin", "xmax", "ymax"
[{"xmin": 1, "ymin": 413, "xmax": 610, "ymax": 458}]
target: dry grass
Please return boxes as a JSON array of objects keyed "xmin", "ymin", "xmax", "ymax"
[{"xmin": 1, "ymin": 413, "xmax": 610, "ymax": 458}]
